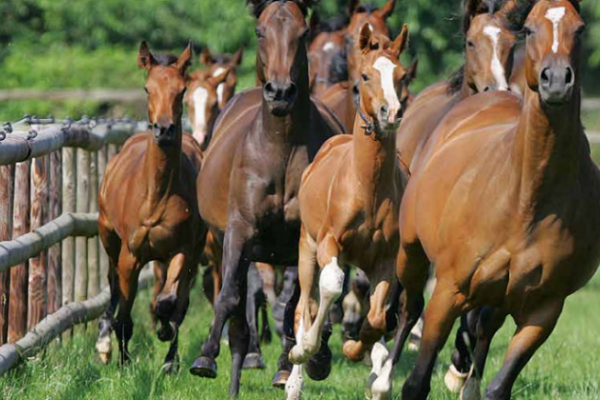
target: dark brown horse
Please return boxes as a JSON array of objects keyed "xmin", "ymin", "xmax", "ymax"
[
  {"xmin": 96, "ymin": 42, "xmax": 206, "ymax": 372},
  {"xmin": 376, "ymin": 2, "xmax": 597, "ymax": 400},
  {"xmin": 189, "ymin": 0, "xmax": 344, "ymax": 396},
  {"xmin": 288, "ymin": 25, "xmax": 411, "ymax": 400}
]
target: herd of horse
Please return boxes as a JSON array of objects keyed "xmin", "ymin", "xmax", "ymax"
[{"xmin": 93, "ymin": 0, "xmax": 599, "ymax": 399}]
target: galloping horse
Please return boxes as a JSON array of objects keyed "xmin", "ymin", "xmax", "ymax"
[
  {"xmin": 378, "ymin": 2, "xmax": 598, "ymax": 400},
  {"xmin": 394, "ymin": 0, "xmax": 520, "ymax": 390},
  {"xmin": 96, "ymin": 42, "xmax": 206, "ymax": 372},
  {"xmin": 319, "ymin": 0, "xmax": 398, "ymax": 133},
  {"xmin": 185, "ymin": 67, "xmax": 232, "ymax": 148},
  {"xmin": 287, "ymin": 25, "xmax": 411, "ymax": 400},
  {"xmin": 397, "ymin": 0, "xmax": 518, "ymax": 171},
  {"xmin": 189, "ymin": 0, "xmax": 344, "ymax": 396}
]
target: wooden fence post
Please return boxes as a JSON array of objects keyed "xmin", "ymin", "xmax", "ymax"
[
  {"xmin": 0, "ymin": 165, "xmax": 14, "ymax": 344},
  {"xmin": 47, "ymin": 151, "xmax": 62, "ymax": 315},
  {"xmin": 74, "ymin": 149, "xmax": 89, "ymax": 332},
  {"xmin": 97, "ymin": 146, "xmax": 109, "ymax": 287},
  {"xmin": 61, "ymin": 148, "xmax": 76, "ymax": 338},
  {"xmin": 28, "ymin": 156, "xmax": 49, "ymax": 328},
  {"xmin": 8, "ymin": 160, "xmax": 30, "ymax": 343},
  {"xmin": 87, "ymin": 152, "xmax": 99, "ymax": 298}
]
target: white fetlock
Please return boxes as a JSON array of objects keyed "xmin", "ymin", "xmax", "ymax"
[
  {"xmin": 366, "ymin": 342, "xmax": 389, "ymax": 399},
  {"xmin": 460, "ymin": 368, "xmax": 481, "ymax": 400},
  {"xmin": 370, "ymin": 359, "xmax": 393, "ymax": 400},
  {"xmin": 96, "ymin": 336, "xmax": 112, "ymax": 365},
  {"xmin": 320, "ymin": 258, "xmax": 345, "ymax": 299},
  {"xmin": 444, "ymin": 364, "xmax": 469, "ymax": 394},
  {"xmin": 285, "ymin": 364, "xmax": 304, "ymax": 400},
  {"xmin": 408, "ymin": 318, "xmax": 423, "ymax": 352}
]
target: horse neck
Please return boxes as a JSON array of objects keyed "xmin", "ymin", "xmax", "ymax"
[
  {"xmin": 143, "ymin": 126, "xmax": 182, "ymax": 205},
  {"xmin": 459, "ymin": 72, "xmax": 476, "ymax": 100},
  {"xmin": 351, "ymin": 109, "xmax": 397, "ymax": 218},
  {"xmin": 260, "ymin": 58, "xmax": 311, "ymax": 147},
  {"xmin": 513, "ymin": 83, "xmax": 584, "ymax": 213}
]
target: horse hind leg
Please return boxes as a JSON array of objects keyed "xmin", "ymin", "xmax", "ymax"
[
  {"xmin": 113, "ymin": 247, "xmax": 141, "ymax": 365},
  {"xmin": 444, "ymin": 309, "xmax": 482, "ymax": 393},
  {"xmin": 150, "ymin": 261, "xmax": 168, "ymax": 333}
]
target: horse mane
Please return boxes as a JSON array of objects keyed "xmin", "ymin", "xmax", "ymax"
[
  {"xmin": 319, "ymin": 14, "xmax": 349, "ymax": 32},
  {"xmin": 247, "ymin": 0, "xmax": 319, "ymax": 17},
  {"xmin": 447, "ymin": 65, "xmax": 466, "ymax": 95},
  {"xmin": 329, "ymin": 48, "xmax": 349, "ymax": 84},
  {"xmin": 154, "ymin": 54, "xmax": 179, "ymax": 66},
  {"xmin": 355, "ymin": 2, "xmax": 379, "ymax": 14}
]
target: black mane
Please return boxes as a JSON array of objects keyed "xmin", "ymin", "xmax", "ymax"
[
  {"xmin": 154, "ymin": 54, "xmax": 179, "ymax": 66},
  {"xmin": 329, "ymin": 48, "xmax": 349, "ymax": 84},
  {"xmin": 247, "ymin": 0, "xmax": 319, "ymax": 17},
  {"xmin": 447, "ymin": 65, "xmax": 466, "ymax": 95},
  {"xmin": 319, "ymin": 14, "xmax": 349, "ymax": 33}
]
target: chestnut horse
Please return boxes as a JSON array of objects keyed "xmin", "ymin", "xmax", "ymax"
[
  {"xmin": 96, "ymin": 42, "xmax": 206, "ymax": 372},
  {"xmin": 189, "ymin": 0, "xmax": 344, "ymax": 396},
  {"xmin": 185, "ymin": 67, "xmax": 232, "ymax": 148},
  {"xmin": 378, "ymin": 2, "xmax": 598, "ymax": 400},
  {"xmin": 287, "ymin": 25, "xmax": 410, "ymax": 400},
  {"xmin": 396, "ymin": 0, "xmax": 518, "ymax": 171},
  {"xmin": 200, "ymin": 46, "xmax": 244, "ymax": 109},
  {"xmin": 319, "ymin": 0, "xmax": 398, "ymax": 133}
]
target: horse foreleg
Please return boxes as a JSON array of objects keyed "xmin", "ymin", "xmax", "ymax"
[
  {"xmin": 445, "ymin": 308, "xmax": 483, "ymax": 393},
  {"xmin": 150, "ymin": 261, "xmax": 168, "ymax": 333},
  {"xmin": 243, "ymin": 263, "xmax": 266, "ymax": 370},
  {"xmin": 113, "ymin": 247, "xmax": 140, "ymax": 365}
]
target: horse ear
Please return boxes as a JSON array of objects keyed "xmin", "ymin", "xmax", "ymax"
[
  {"xmin": 406, "ymin": 58, "xmax": 418, "ymax": 83},
  {"xmin": 232, "ymin": 47, "xmax": 244, "ymax": 66},
  {"xmin": 378, "ymin": 0, "xmax": 397, "ymax": 20},
  {"xmin": 175, "ymin": 42, "xmax": 193, "ymax": 74},
  {"xmin": 359, "ymin": 23, "xmax": 372, "ymax": 51},
  {"xmin": 209, "ymin": 67, "xmax": 232, "ymax": 86},
  {"xmin": 138, "ymin": 41, "xmax": 156, "ymax": 70},
  {"xmin": 390, "ymin": 24, "xmax": 409, "ymax": 58},
  {"xmin": 348, "ymin": 0, "xmax": 360, "ymax": 15},
  {"xmin": 463, "ymin": 0, "xmax": 483, "ymax": 34},
  {"xmin": 201, "ymin": 46, "xmax": 214, "ymax": 66}
]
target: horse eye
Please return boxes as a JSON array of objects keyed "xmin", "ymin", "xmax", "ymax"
[
  {"xmin": 524, "ymin": 27, "xmax": 533, "ymax": 37},
  {"xmin": 576, "ymin": 25, "xmax": 586, "ymax": 36},
  {"xmin": 144, "ymin": 87, "xmax": 149, "ymax": 94},
  {"xmin": 362, "ymin": 74, "xmax": 369, "ymax": 82},
  {"xmin": 467, "ymin": 40, "xmax": 475, "ymax": 49},
  {"xmin": 255, "ymin": 28, "xmax": 265, "ymax": 39}
]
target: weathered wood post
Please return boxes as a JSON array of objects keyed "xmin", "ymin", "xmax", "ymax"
[
  {"xmin": 61, "ymin": 148, "xmax": 76, "ymax": 338},
  {"xmin": 97, "ymin": 146, "xmax": 109, "ymax": 286},
  {"xmin": 0, "ymin": 164, "xmax": 14, "ymax": 344},
  {"xmin": 87, "ymin": 151, "xmax": 99, "ymax": 297},
  {"xmin": 8, "ymin": 160, "xmax": 30, "ymax": 342},
  {"xmin": 47, "ymin": 151, "xmax": 62, "ymax": 314},
  {"xmin": 74, "ymin": 149, "xmax": 89, "ymax": 331},
  {"xmin": 28, "ymin": 156, "xmax": 49, "ymax": 328}
]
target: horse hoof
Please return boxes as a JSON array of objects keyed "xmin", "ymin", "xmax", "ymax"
[
  {"xmin": 95, "ymin": 336, "xmax": 112, "ymax": 365},
  {"xmin": 162, "ymin": 360, "xmax": 180, "ymax": 375},
  {"xmin": 306, "ymin": 344, "xmax": 332, "ymax": 381},
  {"xmin": 272, "ymin": 370, "xmax": 290, "ymax": 389},
  {"xmin": 243, "ymin": 352, "xmax": 266, "ymax": 370},
  {"xmin": 189, "ymin": 356, "xmax": 218, "ymax": 379},
  {"xmin": 445, "ymin": 365, "xmax": 468, "ymax": 393},
  {"xmin": 342, "ymin": 340, "xmax": 365, "ymax": 362},
  {"xmin": 460, "ymin": 375, "xmax": 481, "ymax": 400}
]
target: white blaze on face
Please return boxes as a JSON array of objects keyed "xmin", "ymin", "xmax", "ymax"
[
  {"xmin": 213, "ymin": 67, "xmax": 226, "ymax": 105},
  {"xmin": 192, "ymin": 87, "xmax": 208, "ymax": 144},
  {"xmin": 546, "ymin": 7, "xmax": 566, "ymax": 54},
  {"xmin": 483, "ymin": 25, "xmax": 509, "ymax": 91},
  {"xmin": 323, "ymin": 41, "xmax": 336, "ymax": 52},
  {"xmin": 373, "ymin": 57, "xmax": 400, "ymax": 122}
]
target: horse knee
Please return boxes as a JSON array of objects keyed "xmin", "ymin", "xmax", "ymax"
[{"xmin": 156, "ymin": 293, "xmax": 177, "ymax": 319}]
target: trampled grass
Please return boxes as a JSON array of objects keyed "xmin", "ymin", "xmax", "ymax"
[{"xmin": 1, "ymin": 271, "xmax": 600, "ymax": 400}]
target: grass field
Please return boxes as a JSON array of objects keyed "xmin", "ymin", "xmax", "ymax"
[{"xmin": 1, "ymin": 269, "xmax": 600, "ymax": 400}]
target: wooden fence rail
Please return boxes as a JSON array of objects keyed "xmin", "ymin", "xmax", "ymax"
[
  {"xmin": 0, "ymin": 267, "xmax": 154, "ymax": 377},
  {"xmin": 0, "ymin": 120, "xmax": 148, "ymax": 348}
]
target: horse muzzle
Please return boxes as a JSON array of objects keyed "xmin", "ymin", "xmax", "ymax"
[
  {"xmin": 153, "ymin": 123, "xmax": 177, "ymax": 146},
  {"xmin": 263, "ymin": 81, "xmax": 298, "ymax": 117}
]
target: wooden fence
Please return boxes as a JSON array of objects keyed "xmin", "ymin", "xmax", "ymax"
[{"xmin": 0, "ymin": 119, "xmax": 152, "ymax": 376}]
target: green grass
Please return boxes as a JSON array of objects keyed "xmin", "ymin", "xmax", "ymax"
[{"xmin": 1, "ymin": 271, "xmax": 600, "ymax": 400}]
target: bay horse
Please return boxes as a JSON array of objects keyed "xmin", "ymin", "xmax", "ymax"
[
  {"xmin": 319, "ymin": 0, "xmax": 398, "ymax": 133},
  {"xmin": 185, "ymin": 67, "xmax": 232, "ymax": 148},
  {"xmin": 200, "ymin": 46, "xmax": 244, "ymax": 109},
  {"xmin": 96, "ymin": 42, "xmax": 206, "ymax": 372},
  {"xmin": 287, "ymin": 24, "xmax": 410, "ymax": 400},
  {"xmin": 378, "ymin": 1, "xmax": 598, "ymax": 400},
  {"xmin": 189, "ymin": 0, "xmax": 344, "ymax": 396},
  {"xmin": 308, "ymin": 11, "xmax": 349, "ymax": 97}
]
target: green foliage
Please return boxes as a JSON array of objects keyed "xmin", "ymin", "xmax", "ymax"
[{"xmin": 0, "ymin": 0, "xmax": 599, "ymax": 121}]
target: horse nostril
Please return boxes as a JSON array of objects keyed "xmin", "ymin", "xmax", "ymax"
[
  {"xmin": 380, "ymin": 105, "xmax": 389, "ymax": 115},
  {"xmin": 264, "ymin": 82, "xmax": 276, "ymax": 99},
  {"xmin": 484, "ymin": 86, "xmax": 492, "ymax": 92},
  {"xmin": 285, "ymin": 84, "xmax": 297, "ymax": 100},
  {"xmin": 540, "ymin": 68, "xmax": 551, "ymax": 85},
  {"xmin": 565, "ymin": 67, "xmax": 574, "ymax": 86}
]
